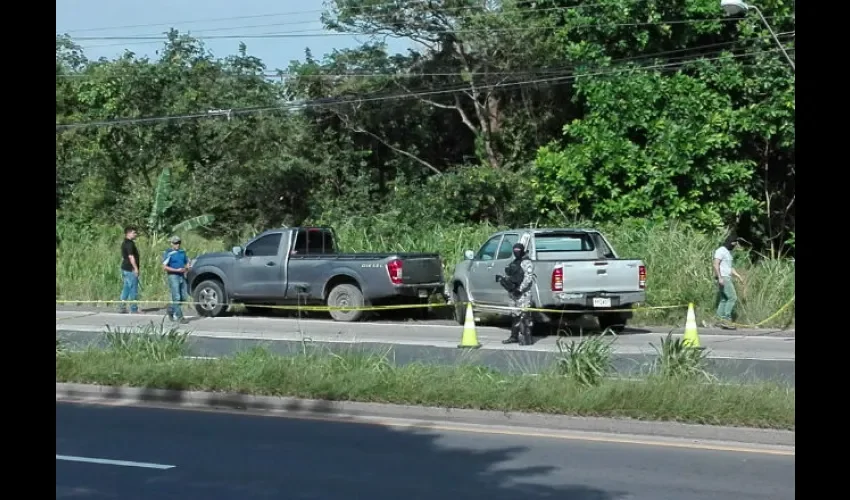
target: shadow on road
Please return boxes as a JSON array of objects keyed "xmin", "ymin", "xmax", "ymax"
[{"xmin": 57, "ymin": 397, "xmax": 625, "ymax": 499}]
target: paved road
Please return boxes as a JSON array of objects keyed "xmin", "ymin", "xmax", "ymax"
[
  {"xmin": 56, "ymin": 310, "xmax": 795, "ymax": 360},
  {"xmin": 56, "ymin": 401, "xmax": 795, "ymax": 500}
]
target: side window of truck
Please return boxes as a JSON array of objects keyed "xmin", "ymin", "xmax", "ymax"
[
  {"xmin": 476, "ymin": 236, "xmax": 503, "ymax": 261},
  {"xmin": 496, "ymin": 234, "xmax": 519, "ymax": 260},
  {"xmin": 245, "ymin": 233, "xmax": 282, "ymax": 257}
]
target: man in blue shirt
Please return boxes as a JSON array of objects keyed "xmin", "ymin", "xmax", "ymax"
[{"xmin": 162, "ymin": 235, "xmax": 191, "ymax": 323}]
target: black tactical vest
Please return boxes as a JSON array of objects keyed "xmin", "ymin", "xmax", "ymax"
[{"xmin": 505, "ymin": 258, "xmax": 525, "ymax": 288}]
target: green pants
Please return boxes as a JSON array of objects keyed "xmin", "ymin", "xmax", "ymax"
[{"xmin": 716, "ymin": 279, "xmax": 737, "ymax": 321}]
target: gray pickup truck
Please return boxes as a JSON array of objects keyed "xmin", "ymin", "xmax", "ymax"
[
  {"xmin": 186, "ymin": 226, "xmax": 445, "ymax": 322},
  {"xmin": 449, "ymin": 228, "xmax": 647, "ymax": 332}
]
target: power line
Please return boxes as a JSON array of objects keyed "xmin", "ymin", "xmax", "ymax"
[
  {"xmin": 70, "ymin": 15, "xmax": 782, "ymax": 43},
  {"xmin": 59, "ymin": 1, "xmax": 631, "ymax": 34},
  {"xmin": 56, "ymin": 47, "xmax": 793, "ymax": 131},
  {"xmin": 57, "ymin": 36, "xmax": 794, "ymax": 80},
  {"xmin": 64, "ymin": 4, "xmax": 689, "ymax": 39}
]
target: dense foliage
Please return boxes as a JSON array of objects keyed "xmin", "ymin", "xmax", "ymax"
[{"xmin": 56, "ymin": 0, "xmax": 795, "ymax": 256}]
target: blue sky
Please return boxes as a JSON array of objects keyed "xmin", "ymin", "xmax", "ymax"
[{"xmin": 56, "ymin": 0, "xmax": 410, "ymax": 72}]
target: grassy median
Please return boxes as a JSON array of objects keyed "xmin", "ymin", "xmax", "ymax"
[{"xmin": 56, "ymin": 327, "xmax": 794, "ymax": 430}]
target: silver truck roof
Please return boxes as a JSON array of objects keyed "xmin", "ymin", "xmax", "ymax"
[{"xmin": 495, "ymin": 228, "xmax": 599, "ymax": 234}]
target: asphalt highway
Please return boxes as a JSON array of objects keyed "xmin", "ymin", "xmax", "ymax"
[
  {"xmin": 56, "ymin": 401, "xmax": 795, "ymax": 500},
  {"xmin": 55, "ymin": 309, "xmax": 796, "ymax": 359}
]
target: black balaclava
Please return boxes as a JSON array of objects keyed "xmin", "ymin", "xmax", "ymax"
[
  {"xmin": 512, "ymin": 243, "xmax": 526, "ymax": 260},
  {"xmin": 723, "ymin": 233, "xmax": 739, "ymax": 251}
]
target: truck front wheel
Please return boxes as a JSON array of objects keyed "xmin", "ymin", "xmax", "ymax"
[
  {"xmin": 193, "ymin": 279, "xmax": 227, "ymax": 318},
  {"xmin": 327, "ymin": 284, "xmax": 364, "ymax": 322}
]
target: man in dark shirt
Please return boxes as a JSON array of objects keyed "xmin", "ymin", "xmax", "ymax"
[{"xmin": 119, "ymin": 226, "xmax": 140, "ymax": 314}]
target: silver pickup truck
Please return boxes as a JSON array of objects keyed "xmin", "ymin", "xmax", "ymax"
[
  {"xmin": 448, "ymin": 228, "xmax": 647, "ymax": 332},
  {"xmin": 187, "ymin": 227, "xmax": 444, "ymax": 322}
]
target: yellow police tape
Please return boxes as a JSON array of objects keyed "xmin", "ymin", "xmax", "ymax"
[
  {"xmin": 55, "ymin": 297, "xmax": 795, "ymax": 326},
  {"xmin": 55, "ymin": 299, "xmax": 680, "ymax": 314},
  {"xmin": 726, "ymin": 295, "xmax": 796, "ymax": 329}
]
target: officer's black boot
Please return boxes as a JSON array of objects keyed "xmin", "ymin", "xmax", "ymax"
[
  {"xmin": 519, "ymin": 314, "xmax": 533, "ymax": 346},
  {"xmin": 502, "ymin": 317, "xmax": 520, "ymax": 344}
]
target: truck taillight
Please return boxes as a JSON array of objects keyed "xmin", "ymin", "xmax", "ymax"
[
  {"xmin": 387, "ymin": 259, "xmax": 403, "ymax": 285},
  {"xmin": 639, "ymin": 265, "xmax": 646, "ymax": 289},
  {"xmin": 551, "ymin": 266, "xmax": 563, "ymax": 291}
]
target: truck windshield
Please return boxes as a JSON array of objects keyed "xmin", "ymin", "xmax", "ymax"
[
  {"xmin": 534, "ymin": 233, "xmax": 596, "ymax": 253},
  {"xmin": 292, "ymin": 229, "xmax": 337, "ymax": 254}
]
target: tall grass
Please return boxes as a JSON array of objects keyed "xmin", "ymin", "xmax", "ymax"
[
  {"xmin": 56, "ymin": 223, "xmax": 222, "ymax": 304},
  {"xmin": 55, "ymin": 218, "xmax": 795, "ymax": 327}
]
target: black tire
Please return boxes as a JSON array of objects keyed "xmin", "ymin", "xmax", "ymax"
[
  {"xmin": 327, "ymin": 283, "xmax": 364, "ymax": 322},
  {"xmin": 193, "ymin": 279, "xmax": 227, "ymax": 317},
  {"xmin": 453, "ymin": 285, "xmax": 469, "ymax": 325},
  {"xmin": 598, "ymin": 313, "xmax": 627, "ymax": 334},
  {"xmin": 243, "ymin": 305, "xmax": 270, "ymax": 316}
]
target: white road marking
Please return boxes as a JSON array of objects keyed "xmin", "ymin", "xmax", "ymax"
[{"xmin": 56, "ymin": 454, "xmax": 175, "ymax": 469}]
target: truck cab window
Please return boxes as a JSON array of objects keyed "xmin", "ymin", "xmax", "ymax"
[
  {"xmin": 496, "ymin": 234, "xmax": 519, "ymax": 260},
  {"xmin": 476, "ymin": 236, "xmax": 502, "ymax": 261},
  {"xmin": 245, "ymin": 233, "xmax": 282, "ymax": 257},
  {"xmin": 292, "ymin": 230, "xmax": 308, "ymax": 254},
  {"xmin": 590, "ymin": 233, "xmax": 616, "ymax": 259},
  {"xmin": 320, "ymin": 232, "xmax": 337, "ymax": 253},
  {"xmin": 535, "ymin": 234, "xmax": 595, "ymax": 252},
  {"xmin": 306, "ymin": 230, "xmax": 331, "ymax": 254},
  {"xmin": 293, "ymin": 229, "xmax": 337, "ymax": 254}
]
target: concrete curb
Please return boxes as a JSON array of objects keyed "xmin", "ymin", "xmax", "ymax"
[{"xmin": 56, "ymin": 383, "xmax": 794, "ymax": 448}]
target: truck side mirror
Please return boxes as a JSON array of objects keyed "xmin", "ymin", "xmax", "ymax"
[
  {"xmin": 232, "ymin": 246, "xmax": 243, "ymax": 257},
  {"xmin": 464, "ymin": 250, "xmax": 475, "ymax": 260}
]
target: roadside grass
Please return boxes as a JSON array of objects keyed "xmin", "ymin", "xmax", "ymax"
[
  {"xmin": 649, "ymin": 333, "xmax": 716, "ymax": 383},
  {"xmin": 55, "ymin": 330, "xmax": 795, "ymax": 430},
  {"xmin": 55, "ymin": 218, "xmax": 794, "ymax": 328},
  {"xmin": 104, "ymin": 320, "xmax": 191, "ymax": 362}
]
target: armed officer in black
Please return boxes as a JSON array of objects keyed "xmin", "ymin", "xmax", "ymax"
[{"xmin": 496, "ymin": 242, "xmax": 535, "ymax": 345}]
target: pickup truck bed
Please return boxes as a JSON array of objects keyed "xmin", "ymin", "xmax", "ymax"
[
  {"xmin": 449, "ymin": 228, "xmax": 647, "ymax": 332},
  {"xmin": 187, "ymin": 227, "xmax": 444, "ymax": 322}
]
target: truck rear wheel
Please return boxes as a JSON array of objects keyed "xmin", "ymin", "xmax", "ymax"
[
  {"xmin": 327, "ymin": 284, "xmax": 364, "ymax": 322},
  {"xmin": 598, "ymin": 313, "xmax": 628, "ymax": 334},
  {"xmin": 193, "ymin": 279, "xmax": 227, "ymax": 318},
  {"xmin": 453, "ymin": 285, "xmax": 468, "ymax": 325}
]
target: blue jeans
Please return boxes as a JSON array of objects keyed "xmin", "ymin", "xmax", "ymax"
[
  {"xmin": 119, "ymin": 270, "xmax": 139, "ymax": 313},
  {"xmin": 167, "ymin": 273, "xmax": 189, "ymax": 319},
  {"xmin": 716, "ymin": 279, "xmax": 738, "ymax": 321}
]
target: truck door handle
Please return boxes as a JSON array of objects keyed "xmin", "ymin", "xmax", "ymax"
[{"xmin": 266, "ymin": 262, "xmax": 276, "ymax": 266}]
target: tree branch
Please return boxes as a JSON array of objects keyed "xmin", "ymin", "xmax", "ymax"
[
  {"xmin": 453, "ymin": 94, "xmax": 478, "ymax": 133},
  {"xmin": 397, "ymin": 80, "xmax": 478, "ymax": 134},
  {"xmin": 335, "ymin": 111, "xmax": 442, "ymax": 176}
]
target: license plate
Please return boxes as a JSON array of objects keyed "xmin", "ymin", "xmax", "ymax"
[
  {"xmin": 418, "ymin": 289, "xmax": 430, "ymax": 298},
  {"xmin": 592, "ymin": 297, "xmax": 612, "ymax": 308}
]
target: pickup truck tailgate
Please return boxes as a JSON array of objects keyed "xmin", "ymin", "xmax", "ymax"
[
  {"xmin": 555, "ymin": 260, "xmax": 642, "ymax": 293},
  {"xmin": 400, "ymin": 256, "xmax": 443, "ymax": 284}
]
